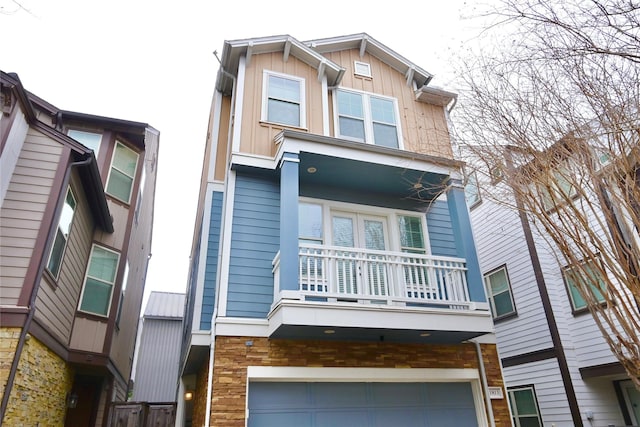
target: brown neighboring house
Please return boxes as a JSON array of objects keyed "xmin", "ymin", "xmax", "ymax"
[{"xmin": 0, "ymin": 71, "xmax": 159, "ymax": 426}]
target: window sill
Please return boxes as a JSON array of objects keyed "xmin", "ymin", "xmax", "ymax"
[
  {"xmin": 492, "ymin": 312, "xmax": 518, "ymax": 324},
  {"xmin": 259, "ymin": 121, "xmax": 308, "ymax": 132},
  {"xmin": 76, "ymin": 310, "xmax": 109, "ymax": 322}
]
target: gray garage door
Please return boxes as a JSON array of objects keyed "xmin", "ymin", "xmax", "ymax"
[{"xmin": 248, "ymin": 382, "xmax": 479, "ymax": 427}]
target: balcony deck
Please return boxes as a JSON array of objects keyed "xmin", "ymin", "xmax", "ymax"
[{"xmin": 269, "ymin": 244, "xmax": 493, "ymax": 343}]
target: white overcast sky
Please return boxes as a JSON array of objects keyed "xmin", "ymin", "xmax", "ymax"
[{"xmin": 1, "ymin": 0, "xmax": 489, "ymax": 310}]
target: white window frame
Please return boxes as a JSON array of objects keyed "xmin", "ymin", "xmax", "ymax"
[
  {"xmin": 508, "ymin": 385, "xmax": 543, "ymax": 427},
  {"xmin": 261, "ymin": 70, "xmax": 306, "ymax": 129},
  {"xmin": 484, "ymin": 265, "xmax": 517, "ymax": 320},
  {"xmin": 333, "ymin": 88, "xmax": 403, "ymax": 149},
  {"xmin": 562, "ymin": 258, "xmax": 607, "ymax": 313},
  {"xmin": 464, "ymin": 170, "xmax": 482, "ymax": 208},
  {"xmin": 106, "ymin": 141, "xmax": 139, "ymax": 204},
  {"xmin": 354, "ymin": 61, "xmax": 372, "ymax": 78},
  {"xmin": 78, "ymin": 244, "xmax": 120, "ymax": 317},
  {"xmin": 46, "ymin": 186, "xmax": 77, "ymax": 279},
  {"xmin": 298, "ymin": 197, "xmax": 430, "ymax": 254}
]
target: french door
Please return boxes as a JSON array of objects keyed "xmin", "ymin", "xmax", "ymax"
[{"xmin": 331, "ymin": 212, "xmax": 389, "ymax": 296}]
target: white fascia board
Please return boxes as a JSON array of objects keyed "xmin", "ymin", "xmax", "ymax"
[
  {"xmin": 190, "ymin": 330, "xmax": 211, "ymax": 347},
  {"xmin": 247, "ymin": 366, "xmax": 481, "ymax": 382},
  {"xmin": 267, "ymin": 300, "xmax": 494, "ymax": 336},
  {"xmin": 215, "ymin": 317, "xmax": 270, "ymax": 337}
]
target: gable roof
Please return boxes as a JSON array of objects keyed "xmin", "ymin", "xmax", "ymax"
[{"xmin": 306, "ymin": 33, "xmax": 434, "ymax": 88}]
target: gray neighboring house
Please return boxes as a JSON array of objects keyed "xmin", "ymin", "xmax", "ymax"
[{"xmin": 132, "ymin": 291, "xmax": 185, "ymax": 402}]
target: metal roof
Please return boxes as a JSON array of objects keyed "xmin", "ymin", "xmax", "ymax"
[{"xmin": 144, "ymin": 292, "xmax": 185, "ymax": 319}]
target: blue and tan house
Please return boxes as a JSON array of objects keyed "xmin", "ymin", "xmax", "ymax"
[
  {"xmin": 0, "ymin": 71, "xmax": 159, "ymax": 426},
  {"xmin": 178, "ymin": 34, "xmax": 509, "ymax": 427}
]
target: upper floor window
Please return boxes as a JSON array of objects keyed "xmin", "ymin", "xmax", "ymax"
[
  {"xmin": 539, "ymin": 164, "xmax": 577, "ymax": 211},
  {"xmin": 484, "ymin": 265, "xmax": 517, "ymax": 320},
  {"xmin": 79, "ymin": 244, "xmax": 120, "ymax": 317},
  {"xmin": 508, "ymin": 386, "xmax": 542, "ymax": 427},
  {"xmin": 464, "ymin": 171, "xmax": 481, "ymax": 208},
  {"xmin": 68, "ymin": 129, "xmax": 102, "ymax": 155},
  {"xmin": 46, "ymin": 187, "xmax": 76, "ymax": 279},
  {"xmin": 262, "ymin": 71, "xmax": 305, "ymax": 128},
  {"xmin": 335, "ymin": 89, "xmax": 401, "ymax": 149},
  {"xmin": 299, "ymin": 202, "xmax": 323, "ymax": 245},
  {"xmin": 398, "ymin": 215, "xmax": 426, "ymax": 254},
  {"xmin": 106, "ymin": 141, "xmax": 139, "ymax": 204},
  {"xmin": 562, "ymin": 258, "xmax": 606, "ymax": 313}
]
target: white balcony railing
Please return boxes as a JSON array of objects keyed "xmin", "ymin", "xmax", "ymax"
[{"xmin": 273, "ymin": 244, "xmax": 473, "ymax": 310}]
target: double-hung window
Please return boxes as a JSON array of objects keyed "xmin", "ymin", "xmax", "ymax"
[
  {"xmin": 508, "ymin": 386, "xmax": 543, "ymax": 427},
  {"xmin": 79, "ymin": 244, "xmax": 120, "ymax": 316},
  {"xmin": 46, "ymin": 187, "xmax": 76, "ymax": 279},
  {"xmin": 484, "ymin": 265, "xmax": 517, "ymax": 319},
  {"xmin": 335, "ymin": 89, "xmax": 401, "ymax": 149},
  {"xmin": 106, "ymin": 141, "xmax": 139, "ymax": 204},
  {"xmin": 262, "ymin": 71, "xmax": 305, "ymax": 128},
  {"xmin": 562, "ymin": 259, "xmax": 606, "ymax": 313}
]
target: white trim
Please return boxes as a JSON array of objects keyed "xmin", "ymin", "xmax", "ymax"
[
  {"xmin": 332, "ymin": 87, "xmax": 404, "ymax": 150},
  {"xmin": 215, "ymin": 317, "xmax": 269, "ymax": 337},
  {"xmin": 246, "ymin": 366, "xmax": 489, "ymax": 427},
  {"xmin": 192, "ymin": 186, "xmax": 214, "ymax": 330},
  {"xmin": 211, "ymin": 181, "xmax": 225, "ymax": 192},
  {"xmin": 261, "ymin": 69, "xmax": 307, "ymax": 129},
  {"xmin": 231, "ymin": 56, "xmax": 246, "ymax": 153},
  {"xmin": 0, "ymin": 110, "xmax": 28, "ymax": 205},
  {"xmin": 190, "ymin": 330, "xmax": 211, "ymax": 347},
  {"xmin": 207, "ymin": 90, "xmax": 223, "ymax": 182},
  {"xmin": 321, "ymin": 74, "xmax": 330, "ymax": 136},
  {"xmin": 354, "ymin": 61, "xmax": 372, "ymax": 78},
  {"xmin": 216, "ymin": 170, "xmax": 237, "ymax": 317}
]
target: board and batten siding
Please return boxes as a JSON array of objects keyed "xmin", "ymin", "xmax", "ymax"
[
  {"xmin": 426, "ymin": 199, "xmax": 457, "ymax": 258},
  {"xmin": 240, "ymin": 53, "xmax": 325, "ymax": 158},
  {"xmin": 470, "ymin": 198, "xmax": 554, "ymax": 358},
  {"xmin": 0, "ymin": 128, "xmax": 62, "ymax": 305},
  {"xmin": 226, "ymin": 174, "xmax": 280, "ymax": 318},
  {"xmin": 200, "ymin": 191, "xmax": 223, "ymax": 330},
  {"xmin": 35, "ymin": 172, "xmax": 94, "ymax": 342},
  {"xmin": 323, "ymin": 49, "xmax": 454, "ymax": 160}
]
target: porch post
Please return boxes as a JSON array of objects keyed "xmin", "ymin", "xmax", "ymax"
[
  {"xmin": 446, "ymin": 179, "xmax": 486, "ymax": 302},
  {"xmin": 278, "ymin": 152, "xmax": 300, "ymax": 291}
]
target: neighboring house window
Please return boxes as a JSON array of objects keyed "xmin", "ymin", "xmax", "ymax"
[
  {"xmin": 262, "ymin": 71, "xmax": 305, "ymax": 128},
  {"xmin": 106, "ymin": 141, "xmax": 139, "ymax": 204},
  {"xmin": 464, "ymin": 171, "xmax": 481, "ymax": 208},
  {"xmin": 79, "ymin": 244, "xmax": 120, "ymax": 316},
  {"xmin": 484, "ymin": 265, "xmax": 517, "ymax": 319},
  {"xmin": 335, "ymin": 89, "xmax": 401, "ymax": 149},
  {"xmin": 562, "ymin": 258, "xmax": 606, "ymax": 313},
  {"xmin": 354, "ymin": 61, "xmax": 372, "ymax": 78},
  {"xmin": 508, "ymin": 386, "xmax": 543, "ymax": 427},
  {"xmin": 540, "ymin": 164, "xmax": 577, "ymax": 211},
  {"xmin": 46, "ymin": 187, "xmax": 76, "ymax": 279},
  {"xmin": 68, "ymin": 129, "xmax": 102, "ymax": 155}
]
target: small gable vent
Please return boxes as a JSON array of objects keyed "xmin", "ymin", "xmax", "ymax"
[{"xmin": 354, "ymin": 61, "xmax": 371, "ymax": 78}]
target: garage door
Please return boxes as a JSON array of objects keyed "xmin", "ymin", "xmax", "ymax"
[{"xmin": 248, "ymin": 382, "xmax": 479, "ymax": 427}]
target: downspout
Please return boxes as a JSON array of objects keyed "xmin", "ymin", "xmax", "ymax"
[
  {"xmin": 470, "ymin": 339, "xmax": 496, "ymax": 427},
  {"xmin": 204, "ymin": 60, "xmax": 237, "ymax": 427},
  {"xmin": 0, "ymin": 154, "xmax": 92, "ymax": 422}
]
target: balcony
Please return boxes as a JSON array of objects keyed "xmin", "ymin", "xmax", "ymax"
[{"xmin": 269, "ymin": 244, "xmax": 493, "ymax": 343}]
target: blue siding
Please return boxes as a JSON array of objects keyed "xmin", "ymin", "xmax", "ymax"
[
  {"xmin": 200, "ymin": 191, "xmax": 224, "ymax": 330},
  {"xmin": 426, "ymin": 200, "xmax": 457, "ymax": 257},
  {"xmin": 226, "ymin": 174, "xmax": 280, "ymax": 318}
]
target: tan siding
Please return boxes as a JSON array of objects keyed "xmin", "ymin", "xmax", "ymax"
[
  {"xmin": 214, "ymin": 96, "xmax": 231, "ymax": 182},
  {"xmin": 70, "ymin": 317, "xmax": 107, "ymax": 352},
  {"xmin": 324, "ymin": 49, "xmax": 454, "ymax": 159},
  {"xmin": 110, "ymin": 128, "xmax": 159, "ymax": 381},
  {"xmin": 239, "ymin": 53, "xmax": 325, "ymax": 157},
  {"xmin": 0, "ymin": 129, "xmax": 62, "ymax": 305},
  {"xmin": 35, "ymin": 172, "xmax": 94, "ymax": 344},
  {"xmin": 94, "ymin": 201, "xmax": 128, "ymax": 249}
]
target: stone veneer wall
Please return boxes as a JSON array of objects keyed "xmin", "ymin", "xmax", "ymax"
[
  {"xmin": 191, "ymin": 356, "xmax": 210, "ymax": 427},
  {"xmin": 0, "ymin": 328, "xmax": 74, "ymax": 426},
  {"xmin": 208, "ymin": 336, "xmax": 510, "ymax": 427}
]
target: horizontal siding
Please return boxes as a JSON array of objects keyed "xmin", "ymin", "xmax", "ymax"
[
  {"xmin": 426, "ymin": 200, "xmax": 457, "ymax": 257},
  {"xmin": 0, "ymin": 129, "xmax": 62, "ymax": 305},
  {"xmin": 35, "ymin": 172, "xmax": 94, "ymax": 342},
  {"xmin": 226, "ymin": 174, "xmax": 280, "ymax": 318},
  {"xmin": 201, "ymin": 191, "xmax": 223, "ymax": 330},
  {"xmin": 470, "ymin": 198, "xmax": 554, "ymax": 358}
]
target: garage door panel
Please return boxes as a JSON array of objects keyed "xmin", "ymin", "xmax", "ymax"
[
  {"xmin": 424, "ymin": 382, "xmax": 476, "ymax": 407},
  {"xmin": 315, "ymin": 410, "xmax": 369, "ymax": 427},
  {"xmin": 249, "ymin": 411, "xmax": 311, "ymax": 427},
  {"xmin": 372, "ymin": 407, "xmax": 425, "ymax": 427},
  {"xmin": 314, "ymin": 382, "xmax": 368, "ymax": 407},
  {"xmin": 249, "ymin": 382, "xmax": 309, "ymax": 409},
  {"xmin": 370, "ymin": 382, "xmax": 424, "ymax": 406},
  {"xmin": 425, "ymin": 408, "xmax": 478, "ymax": 427}
]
